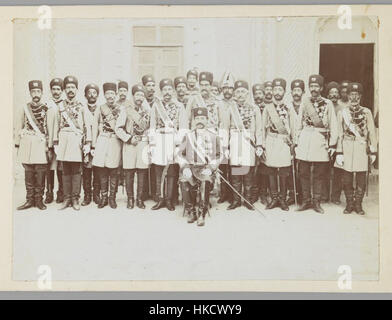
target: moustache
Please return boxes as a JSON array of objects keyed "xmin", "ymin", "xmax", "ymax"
[
  {"xmin": 293, "ymin": 94, "xmax": 301, "ymax": 99},
  {"xmin": 164, "ymin": 94, "xmax": 171, "ymax": 98}
]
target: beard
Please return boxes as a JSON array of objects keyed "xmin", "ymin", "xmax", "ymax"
[
  {"xmin": 67, "ymin": 92, "xmax": 75, "ymax": 99},
  {"xmin": 254, "ymin": 97, "xmax": 263, "ymax": 104},
  {"xmin": 274, "ymin": 94, "xmax": 283, "ymax": 101},
  {"xmin": 88, "ymin": 97, "xmax": 97, "ymax": 104}
]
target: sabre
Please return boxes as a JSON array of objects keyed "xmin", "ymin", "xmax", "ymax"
[
  {"xmin": 291, "ymin": 158, "xmax": 298, "ymax": 206},
  {"xmin": 217, "ymin": 170, "xmax": 266, "ymax": 218}
]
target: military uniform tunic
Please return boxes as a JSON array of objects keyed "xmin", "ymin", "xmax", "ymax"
[
  {"xmin": 115, "ymin": 102, "xmax": 150, "ymax": 169},
  {"xmin": 92, "ymin": 103, "xmax": 123, "ymax": 168},
  {"xmin": 46, "ymin": 98, "xmax": 62, "ymax": 170},
  {"xmin": 15, "ymin": 102, "xmax": 50, "ymax": 164},
  {"xmin": 335, "ymin": 106, "xmax": 377, "ymax": 172}
]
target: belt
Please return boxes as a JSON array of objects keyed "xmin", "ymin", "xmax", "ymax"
[
  {"xmin": 343, "ymin": 134, "xmax": 366, "ymax": 143},
  {"xmin": 303, "ymin": 126, "xmax": 329, "ymax": 133},
  {"xmin": 134, "ymin": 135, "xmax": 148, "ymax": 142},
  {"xmin": 100, "ymin": 132, "xmax": 117, "ymax": 138},
  {"xmin": 60, "ymin": 127, "xmax": 82, "ymax": 135},
  {"xmin": 157, "ymin": 128, "xmax": 176, "ymax": 134},
  {"xmin": 267, "ymin": 131, "xmax": 289, "ymax": 138}
]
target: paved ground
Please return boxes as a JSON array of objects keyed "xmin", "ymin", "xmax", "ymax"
[{"xmin": 12, "ymin": 173, "xmax": 379, "ymax": 281}]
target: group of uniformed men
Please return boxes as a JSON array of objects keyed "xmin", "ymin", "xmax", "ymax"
[{"xmin": 15, "ymin": 69, "xmax": 377, "ymax": 226}]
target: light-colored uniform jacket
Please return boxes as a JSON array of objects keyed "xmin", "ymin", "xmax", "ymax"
[
  {"xmin": 92, "ymin": 103, "xmax": 123, "ymax": 169},
  {"xmin": 334, "ymin": 106, "xmax": 377, "ymax": 172},
  {"xmin": 262, "ymin": 101, "xmax": 296, "ymax": 168},
  {"xmin": 15, "ymin": 102, "xmax": 51, "ymax": 165},
  {"xmin": 83, "ymin": 103, "xmax": 99, "ymax": 168},
  {"xmin": 115, "ymin": 101, "xmax": 150, "ymax": 169},
  {"xmin": 295, "ymin": 96, "xmax": 338, "ymax": 162},
  {"xmin": 53, "ymin": 99, "xmax": 91, "ymax": 162},
  {"xmin": 225, "ymin": 101, "xmax": 262, "ymax": 167},
  {"xmin": 46, "ymin": 99, "xmax": 62, "ymax": 170}
]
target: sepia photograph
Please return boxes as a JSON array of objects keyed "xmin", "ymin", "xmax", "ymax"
[{"xmin": 11, "ymin": 12, "xmax": 379, "ymax": 282}]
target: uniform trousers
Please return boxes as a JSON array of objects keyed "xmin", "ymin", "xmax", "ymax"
[
  {"xmin": 62, "ymin": 161, "xmax": 82, "ymax": 201},
  {"xmin": 298, "ymin": 160, "xmax": 329, "ymax": 202},
  {"xmin": 22, "ymin": 163, "xmax": 47, "ymax": 203}
]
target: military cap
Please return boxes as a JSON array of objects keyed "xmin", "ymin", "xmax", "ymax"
[
  {"xmin": 252, "ymin": 83, "xmax": 263, "ymax": 94},
  {"xmin": 186, "ymin": 69, "xmax": 198, "ymax": 80},
  {"xmin": 63, "ymin": 75, "xmax": 78, "ymax": 88},
  {"xmin": 28, "ymin": 80, "xmax": 43, "ymax": 91},
  {"xmin": 212, "ymin": 81, "xmax": 219, "ymax": 89},
  {"xmin": 174, "ymin": 76, "xmax": 187, "ymax": 88},
  {"xmin": 291, "ymin": 79, "xmax": 305, "ymax": 91},
  {"xmin": 326, "ymin": 81, "xmax": 340, "ymax": 93},
  {"xmin": 221, "ymin": 71, "xmax": 235, "ymax": 88},
  {"xmin": 272, "ymin": 78, "xmax": 287, "ymax": 90},
  {"xmin": 347, "ymin": 82, "xmax": 363, "ymax": 94},
  {"xmin": 142, "ymin": 74, "xmax": 155, "ymax": 86},
  {"xmin": 263, "ymin": 81, "xmax": 273, "ymax": 89},
  {"xmin": 199, "ymin": 71, "xmax": 213, "ymax": 84},
  {"xmin": 159, "ymin": 78, "xmax": 174, "ymax": 90},
  {"xmin": 118, "ymin": 81, "xmax": 129, "ymax": 90},
  {"xmin": 192, "ymin": 107, "xmax": 208, "ymax": 118},
  {"xmin": 309, "ymin": 74, "xmax": 324, "ymax": 87},
  {"xmin": 132, "ymin": 84, "xmax": 145, "ymax": 95},
  {"xmin": 340, "ymin": 80, "xmax": 350, "ymax": 88},
  {"xmin": 234, "ymin": 80, "xmax": 249, "ymax": 91},
  {"xmin": 103, "ymin": 82, "xmax": 117, "ymax": 93},
  {"xmin": 50, "ymin": 78, "xmax": 63, "ymax": 89},
  {"xmin": 84, "ymin": 83, "xmax": 99, "ymax": 95}
]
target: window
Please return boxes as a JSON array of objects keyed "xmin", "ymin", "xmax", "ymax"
[{"xmin": 132, "ymin": 26, "xmax": 184, "ymax": 83}]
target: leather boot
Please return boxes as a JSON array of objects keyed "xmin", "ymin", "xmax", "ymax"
[
  {"xmin": 243, "ymin": 171, "xmax": 255, "ymax": 211},
  {"xmin": 35, "ymin": 169, "xmax": 47, "ymax": 210},
  {"xmin": 197, "ymin": 206, "xmax": 207, "ymax": 227},
  {"xmin": 313, "ymin": 199, "xmax": 324, "ymax": 214},
  {"xmin": 81, "ymin": 167, "xmax": 92, "ymax": 206},
  {"xmin": 354, "ymin": 188, "xmax": 365, "ymax": 215},
  {"xmin": 181, "ymin": 182, "xmax": 196, "ymax": 222},
  {"xmin": 44, "ymin": 170, "xmax": 54, "ymax": 204},
  {"xmin": 296, "ymin": 173, "xmax": 312, "ymax": 212},
  {"xmin": 187, "ymin": 208, "xmax": 197, "ymax": 223},
  {"xmin": 136, "ymin": 169, "xmax": 147, "ymax": 209},
  {"xmin": 227, "ymin": 175, "xmax": 241, "ymax": 210},
  {"xmin": 152, "ymin": 166, "xmax": 165, "ymax": 210},
  {"xmin": 286, "ymin": 190, "xmax": 295, "ymax": 206},
  {"xmin": 266, "ymin": 175, "xmax": 279, "ymax": 209},
  {"xmin": 59, "ymin": 174, "xmax": 72, "ymax": 210},
  {"xmin": 71, "ymin": 173, "xmax": 82, "ymax": 211},
  {"xmin": 56, "ymin": 170, "xmax": 64, "ymax": 203},
  {"xmin": 92, "ymin": 167, "xmax": 100, "ymax": 204},
  {"xmin": 17, "ymin": 170, "xmax": 35, "ymax": 210},
  {"xmin": 108, "ymin": 169, "xmax": 118, "ymax": 209},
  {"xmin": 343, "ymin": 185, "xmax": 355, "ymax": 214},
  {"xmin": 125, "ymin": 169, "xmax": 135, "ymax": 209},
  {"xmin": 279, "ymin": 176, "xmax": 289, "ymax": 211},
  {"xmin": 98, "ymin": 169, "xmax": 109, "ymax": 209},
  {"xmin": 165, "ymin": 176, "xmax": 176, "ymax": 211}
]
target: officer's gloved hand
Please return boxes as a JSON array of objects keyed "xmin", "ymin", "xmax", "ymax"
[
  {"xmin": 255, "ymin": 147, "xmax": 263, "ymax": 158},
  {"xmin": 183, "ymin": 167, "xmax": 192, "ymax": 179},
  {"xmin": 91, "ymin": 148, "xmax": 95, "ymax": 157},
  {"xmin": 328, "ymin": 148, "xmax": 336, "ymax": 158},
  {"xmin": 370, "ymin": 155, "xmax": 376, "ymax": 164},
  {"xmin": 336, "ymin": 154, "xmax": 344, "ymax": 166},
  {"xmin": 201, "ymin": 168, "xmax": 212, "ymax": 176},
  {"xmin": 83, "ymin": 144, "xmax": 91, "ymax": 155},
  {"xmin": 54, "ymin": 145, "xmax": 59, "ymax": 156}
]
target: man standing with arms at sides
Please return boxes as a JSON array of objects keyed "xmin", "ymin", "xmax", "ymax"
[
  {"xmin": 45, "ymin": 78, "xmax": 64, "ymax": 205},
  {"xmin": 227, "ymin": 80, "xmax": 263, "ymax": 210},
  {"xmin": 251, "ymin": 83, "xmax": 269, "ymax": 205},
  {"xmin": 116, "ymin": 84, "xmax": 150, "ymax": 210},
  {"xmin": 15, "ymin": 80, "xmax": 52, "ymax": 211},
  {"xmin": 53, "ymin": 76, "xmax": 91, "ymax": 211},
  {"xmin": 286, "ymin": 79, "xmax": 305, "ymax": 206},
  {"xmin": 142, "ymin": 74, "xmax": 157, "ymax": 202},
  {"xmin": 150, "ymin": 79, "xmax": 184, "ymax": 211},
  {"xmin": 321, "ymin": 81, "xmax": 346, "ymax": 204},
  {"xmin": 186, "ymin": 69, "xmax": 199, "ymax": 94},
  {"xmin": 216, "ymin": 71, "xmax": 235, "ymax": 205},
  {"xmin": 335, "ymin": 83, "xmax": 377, "ymax": 215},
  {"xmin": 81, "ymin": 83, "xmax": 101, "ymax": 206},
  {"xmin": 211, "ymin": 81, "xmax": 221, "ymax": 99},
  {"xmin": 338, "ymin": 80, "xmax": 351, "ymax": 109},
  {"xmin": 261, "ymin": 78, "xmax": 296, "ymax": 211},
  {"xmin": 295, "ymin": 75, "xmax": 338, "ymax": 214},
  {"xmin": 92, "ymin": 82, "xmax": 123, "ymax": 209}
]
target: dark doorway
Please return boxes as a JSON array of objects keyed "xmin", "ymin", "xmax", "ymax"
[{"xmin": 319, "ymin": 43, "xmax": 374, "ymax": 113}]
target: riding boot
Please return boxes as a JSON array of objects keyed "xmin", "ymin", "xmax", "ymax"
[
  {"xmin": 125, "ymin": 169, "xmax": 135, "ymax": 209},
  {"xmin": 108, "ymin": 169, "xmax": 118, "ymax": 209},
  {"xmin": 81, "ymin": 167, "xmax": 92, "ymax": 206},
  {"xmin": 34, "ymin": 169, "xmax": 47, "ymax": 210},
  {"xmin": 266, "ymin": 174, "xmax": 279, "ymax": 209},
  {"xmin": 59, "ymin": 174, "xmax": 72, "ymax": 210},
  {"xmin": 296, "ymin": 172, "xmax": 312, "ymax": 212},
  {"xmin": 354, "ymin": 187, "xmax": 365, "ymax": 215},
  {"xmin": 313, "ymin": 199, "xmax": 324, "ymax": 214},
  {"xmin": 243, "ymin": 171, "xmax": 255, "ymax": 211},
  {"xmin": 136, "ymin": 169, "xmax": 147, "ymax": 209},
  {"xmin": 98, "ymin": 169, "xmax": 109, "ymax": 209},
  {"xmin": 152, "ymin": 166, "xmax": 165, "ymax": 210},
  {"xmin": 56, "ymin": 170, "xmax": 64, "ymax": 203},
  {"xmin": 227, "ymin": 175, "xmax": 242, "ymax": 210},
  {"xmin": 92, "ymin": 167, "xmax": 100, "ymax": 204},
  {"xmin": 44, "ymin": 170, "xmax": 54, "ymax": 204},
  {"xmin": 165, "ymin": 176, "xmax": 175, "ymax": 211},
  {"xmin": 343, "ymin": 187, "xmax": 355, "ymax": 214},
  {"xmin": 197, "ymin": 205, "xmax": 207, "ymax": 227},
  {"xmin": 279, "ymin": 176, "xmax": 289, "ymax": 211},
  {"xmin": 17, "ymin": 170, "xmax": 36, "ymax": 210},
  {"xmin": 71, "ymin": 173, "xmax": 81, "ymax": 211},
  {"xmin": 286, "ymin": 189, "xmax": 295, "ymax": 206}
]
